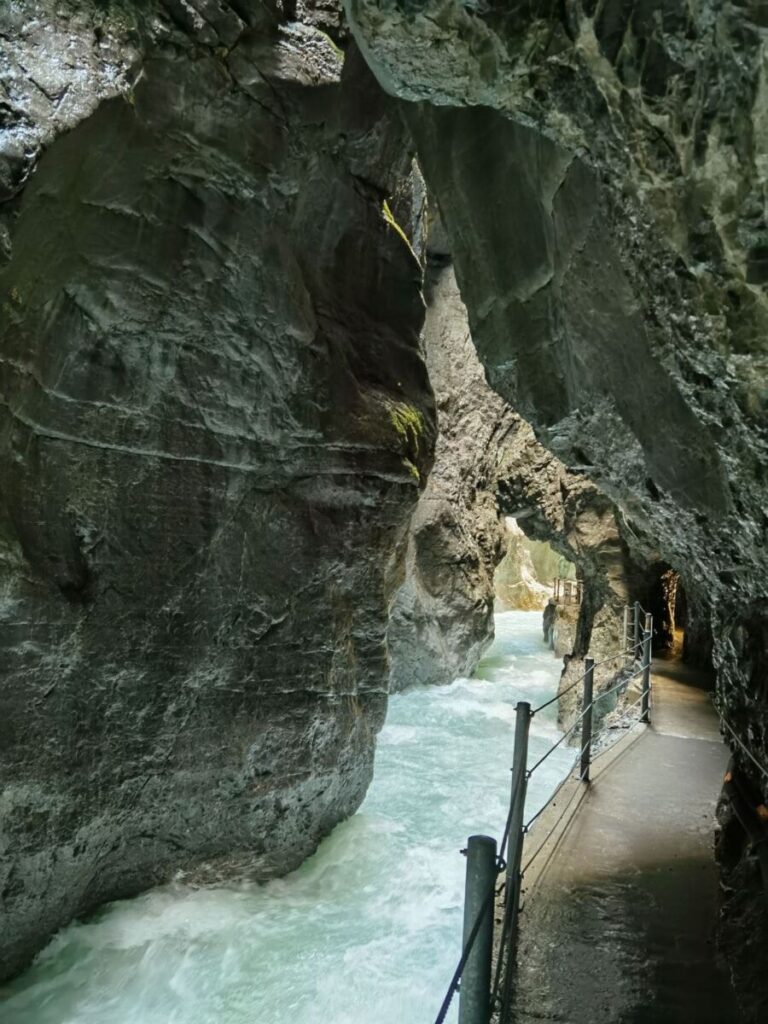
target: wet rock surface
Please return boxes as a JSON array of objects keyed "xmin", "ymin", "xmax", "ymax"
[
  {"xmin": 496, "ymin": 419, "xmax": 643, "ymax": 723},
  {"xmin": 387, "ymin": 262, "xmax": 511, "ymax": 691},
  {"xmin": 2, "ymin": 0, "xmax": 767, "ymax": 1011},
  {"xmin": 0, "ymin": 1, "xmax": 436, "ymax": 981},
  {"xmin": 388, "ymin": 257, "xmax": 633, "ymax": 694}
]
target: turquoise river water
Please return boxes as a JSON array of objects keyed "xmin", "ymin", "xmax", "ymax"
[{"xmin": 2, "ymin": 610, "xmax": 575, "ymax": 1024}]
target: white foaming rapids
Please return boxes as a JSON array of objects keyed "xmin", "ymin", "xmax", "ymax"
[{"xmin": 3, "ymin": 611, "xmax": 574, "ymax": 1024}]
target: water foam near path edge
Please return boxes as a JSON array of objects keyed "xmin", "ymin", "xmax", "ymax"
[{"xmin": 2, "ymin": 611, "xmax": 575, "ymax": 1024}]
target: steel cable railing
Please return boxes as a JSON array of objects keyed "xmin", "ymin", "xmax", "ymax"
[
  {"xmin": 529, "ymin": 638, "xmax": 646, "ymax": 717},
  {"xmin": 433, "ymin": 865, "xmax": 498, "ymax": 1024},
  {"xmin": 433, "ymin": 605, "xmax": 654, "ymax": 1024},
  {"xmin": 432, "ymin": 747, "xmax": 526, "ymax": 1023},
  {"xmin": 521, "ymin": 685, "xmax": 652, "ymax": 876},
  {"xmin": 525, "ymin": 711, "xmax": 585, "ymax": 776},
  {"xmin": 524, "ymin": 638, "xmax": 652, "ymax": 825}
]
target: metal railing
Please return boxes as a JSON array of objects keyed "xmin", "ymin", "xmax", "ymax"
[
  {"xmin": 434, "ymin": 604, "xmax": 653, "ymax": 1024},
  {"xmin": 552, "ymin": 577, "xmax": 583, "ymax": 605},
  {"xmin": 623, "ymin": 600, "xmax": 651, "ymax": 667}
]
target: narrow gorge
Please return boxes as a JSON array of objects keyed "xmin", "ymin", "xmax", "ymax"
[{"xmin": 1, "ymin": 2, "xmax": 766, "ymax": 1022}]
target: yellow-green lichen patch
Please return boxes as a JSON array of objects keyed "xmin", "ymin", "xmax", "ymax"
[
  {"xmin": 402, "ymin": 458, "xmax": 421, "ymax": 483},
  {"xmin": 382, "ymin": 200, "xmax": 414, "ymax": 254},
  {"xmin": 317, "ymin": 29, "xmax": 344, "ymax": 63},
  {"xmin": 389, "ymin": 402, "xmax": 426, "ymax": 483},
  {"xmin": 389, "ymin": 402, "xmax": 425, "ymax": 452}
]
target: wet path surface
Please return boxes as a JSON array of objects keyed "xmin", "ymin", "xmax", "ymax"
[{"xmin": 514, "ymin": 655, "xmax": 740, "ymax": 1024}]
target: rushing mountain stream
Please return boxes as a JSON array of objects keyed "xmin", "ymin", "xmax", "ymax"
[{"xmin": 3, "ymin": 611, "xmax": 574, "ymax": 1024}]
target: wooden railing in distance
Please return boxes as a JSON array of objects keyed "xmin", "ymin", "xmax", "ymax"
[{"xmin": 553, "ymin": 577, "xmax": 584, "ymax": 605}]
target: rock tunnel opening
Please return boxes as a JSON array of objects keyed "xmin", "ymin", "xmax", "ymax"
[
  {"xmin": 633, "ymin": 564, "xmax": 713, "ymax": 672},
  {"xmin": 651, "ymin": 565, "xmax": 683, "ymax": 654},
  {"xmin": 493, "ymin": 517, "xmax": 575, "ymax": 613}
]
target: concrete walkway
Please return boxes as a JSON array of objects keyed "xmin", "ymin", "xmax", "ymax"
[{"xmin": 513, "ymin": 655, "xmax": 740, "ymax": 1024}]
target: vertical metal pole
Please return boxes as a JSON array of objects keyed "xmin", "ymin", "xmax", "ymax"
[
  {"xmin": 622, "ymin": 605, "xmax": 630, "ymax": 665},
  {"xmin": 502, "ymin": 701, "xmax": 531, "ymax": 1012},
  {"xmin": 580, "ymin": 658, "xmax": 594, "ymax": 782},
  {"xmin": 505, "ymin": 701, "xmax": 531, "ymax": 905},
  {"xmin": 633, "ymin": 601, "xmax": 640, "ymax": 661},
  {"xmin": 459, "ymin": 835, "xmax": 496, "ymax": 1024},
  {"xmin": 641, "ymin": 613, "xmax": 652, "ymax": 723}
]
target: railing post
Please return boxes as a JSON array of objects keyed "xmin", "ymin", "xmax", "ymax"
[
  {"xmin": 641, "ymin": 613, "xmax": 652, "ymax": 724},
  {"xmin": 580, "ymin": 657, "xmax": 594, "ymax": 782},
  {"xmin": 501, "ymin": 701, "xmax": 531, "ymax": 1012},
  {"xmin": 505, "ymin": 701, "xmax": 531, "ymax": 905},
  {"xmin": 458, "ymin": 835, "xmax": 497, "ymax": 1024},
  {"xmin": 622, "ymin": 605, "xmax": 630, "ymax": 665},
  {"xmin": 633, "ymin": 601, "xmax": 641, "ymax": 661}
]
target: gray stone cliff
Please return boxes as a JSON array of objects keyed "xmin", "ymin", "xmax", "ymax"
[
  {"xmin": 389, "ymin": 253, "xmax": 638, "ymax": 697},
  {"xmin": 0, "ymin": 0, "xmax": 435, "ymax": 981},
  {"xmin": 387, "ymin": 261, "xmax": 512, "ymax": 691}
]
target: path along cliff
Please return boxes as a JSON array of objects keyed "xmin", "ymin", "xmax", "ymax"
[{"xmin": 512, "ymin": 653, "xmax": 740, "ymax": 1024}]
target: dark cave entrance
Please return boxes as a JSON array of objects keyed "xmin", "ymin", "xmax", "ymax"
[
  {"xmin": 638, "ymin": 564, "xmax": 711, "ymax": 669},
  {"xmin": 652, "ymin": 566, "xmax": 684, "ymax": 655}
]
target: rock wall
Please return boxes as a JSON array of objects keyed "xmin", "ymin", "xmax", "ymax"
[
  {"xmin": 496, "ymin": 417, "xmax": 642, "ymax": 714},
  {"xmin": 389, "ymin": 249, "xmax": 636, "ymax": 696},
  {"xmin": 3, "ymin": 1, "xmax": 766, "ymax": 1008},
  {"xmin": 387, "ymin": 261, "xmax": 511, "ymax": 691},
  {"xmin": 0, "ymin": 2, "xmax": 436, "ymax": 981},
  {"xmin": 347, "ymin": 2, "xmax": 768, "ymax": 1016}
]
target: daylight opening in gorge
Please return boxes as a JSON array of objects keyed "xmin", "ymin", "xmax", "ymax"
[{"xmin": 1, "ymin": 3, "xmax": 767, "ymax": 1024}]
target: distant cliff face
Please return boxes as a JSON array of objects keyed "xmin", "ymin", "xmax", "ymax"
[
  {"xmin": 388, "ymin": 258, "xmax": 635, "ymax": 693},
  {"xmin": 0, "ymin": 1, "xmax": 435, "ymax": 981},
  {"xmin": 387, "ymin": 262, "xmax": 512, "ymax": 692},
  {"xmin": 347, "ymin": 1, "xmax": 768, "ymax": 1015}
]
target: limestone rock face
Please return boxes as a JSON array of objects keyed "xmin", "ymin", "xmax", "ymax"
[
  {"xmin": 348, "ymin": 1, "xmax": 768, "ymax": 1014},
  {"xmin": 348, "ymin": 0, "xmax": 767, "ymax": 734},
  {"xmin": 388, "ymin": 257, "xmax": 635, "ymax": 696},
  {"xmin": 498, "ymin": 422, "xmax": 634, "ymax": 661},
  {"xmin": 0, "ymin": 2, "xmax": 435, "ymax": 981},
  {"xmin": 387, "ymin": 262, "xmax": 511, "ymax": 691},
  {"xmin": 496, "ymin": 416, "xmax": 646, "ymax": 725}
]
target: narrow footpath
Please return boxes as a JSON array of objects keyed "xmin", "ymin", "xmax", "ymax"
[{"xmin": 512, "ymin": 654, "xmax": 740, "ymax": 1024}]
